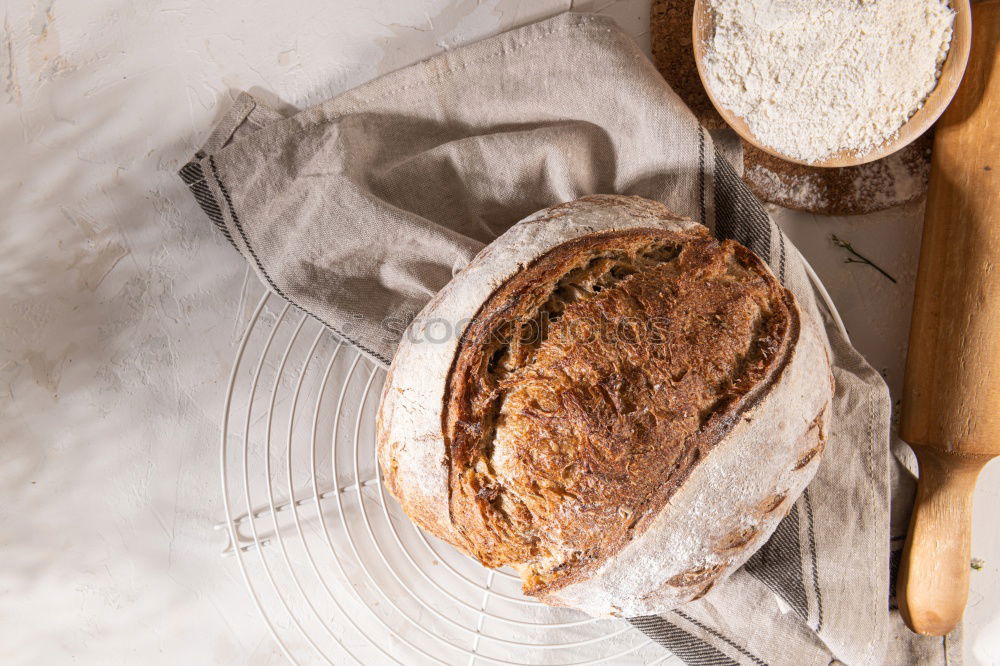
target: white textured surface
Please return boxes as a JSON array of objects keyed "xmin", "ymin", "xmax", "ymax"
[{"xmin": 0, "ymin": 0, "xmax": 996, "ymax": 664}]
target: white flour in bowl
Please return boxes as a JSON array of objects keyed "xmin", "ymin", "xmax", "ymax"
[{"xmin": 702, "ymin": 0, "xmax": 955, "ymax": 163}]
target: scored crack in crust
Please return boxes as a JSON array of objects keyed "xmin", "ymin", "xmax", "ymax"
[{"xmin": 442, "ymin": 225, "xmax": 797, "ymax": 597}]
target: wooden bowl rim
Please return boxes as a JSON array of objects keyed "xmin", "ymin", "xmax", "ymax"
[{"xmin": 691, "ymin": 0, "xmax": 973, "ymax": 168}]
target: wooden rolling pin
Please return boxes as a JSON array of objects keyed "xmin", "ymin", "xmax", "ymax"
[{"xmin": 897, "ymin": 0, "xmax": 1000, "ymax": 637}]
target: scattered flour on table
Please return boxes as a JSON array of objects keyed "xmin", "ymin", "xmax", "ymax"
[{"xmin": 703, "ymin": 0, "xmax": 955, "ymax": 163}]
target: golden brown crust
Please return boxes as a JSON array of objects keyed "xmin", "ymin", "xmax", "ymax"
[{"xmin": 442, "ymin": 225, "xmax": 798, "ymax": 596}]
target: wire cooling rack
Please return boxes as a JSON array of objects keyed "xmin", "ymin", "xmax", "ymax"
[
  {"xmin": 214, "ymin": 253, "xmax": 844, "ymax": 665},
  {"xmin": 214, "ymin": 278, "xmax": 678, "ymax": 666}
]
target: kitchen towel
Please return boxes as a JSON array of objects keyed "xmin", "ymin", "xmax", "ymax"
[{"xmin": 179, "ymin": 12, "xmax": 960, "ymax": 665}]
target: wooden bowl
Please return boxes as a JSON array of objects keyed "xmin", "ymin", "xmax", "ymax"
[{"xmin": 691, "ymin": 0, "xmax": 972, "ymax": 168}]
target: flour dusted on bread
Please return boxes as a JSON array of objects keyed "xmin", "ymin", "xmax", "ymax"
[
  {"xmin": 445, "ymin": 225, "xmax": 794, "ymax": 594},
  {"xmin": 377, "ymin": 196, "xmax": 834, "ymax": 616}
]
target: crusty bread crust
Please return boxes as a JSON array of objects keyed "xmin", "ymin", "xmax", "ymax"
[
  {"xmin": 376, "ymin": 195, "xmax": 833, "ymax": 616},
  {"xmin": 445, "ymin": 227, "xmax": 797, "ymax": 596}
]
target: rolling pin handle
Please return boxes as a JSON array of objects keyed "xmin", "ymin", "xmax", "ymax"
[{"xmin": 897, "ymin": 445, "xmax": 988, "ymax": 636}]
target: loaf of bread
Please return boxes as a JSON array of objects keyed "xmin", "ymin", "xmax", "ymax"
[{"xmin": 377, "ymin": 195, "xmax": 834, "ymax": 616}]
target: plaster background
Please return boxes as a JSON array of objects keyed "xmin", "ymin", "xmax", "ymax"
[{"xmin": 1, "ymin": 0, "xmax": 997, "ymax": 663}]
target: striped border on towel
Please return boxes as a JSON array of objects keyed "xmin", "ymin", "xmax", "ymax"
[
  {"xmin": 179, "ymin": 158, "xmax": 237, "ymax": 250},
  {"xmin": 713, "ymin": 148, "xmax": 772, "ymax": 266},
  {"xmin": 745, "ymin": 504, "xmax": 809, "ymax": 620},
  {"xmin": 177, "ymin": 155, "xmax": 393, "ymax": 367},
  {"xmin": 629, "ymin": 615, "xmax": 740, "ymax": 666}
]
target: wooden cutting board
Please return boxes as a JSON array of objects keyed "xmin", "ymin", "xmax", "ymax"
[{"xmin": 651, "ymin": 0, "xmax": 933, "ymax": 216}]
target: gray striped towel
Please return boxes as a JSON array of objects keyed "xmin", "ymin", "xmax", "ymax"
[{"xmin": 179, "ymin": 12, "xmax": 961, "ymax": 665}]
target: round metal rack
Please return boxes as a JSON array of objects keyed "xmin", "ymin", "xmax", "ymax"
[{"xmin": 215, "ymin": 279, "xmax": 676, "ymax": 665}]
